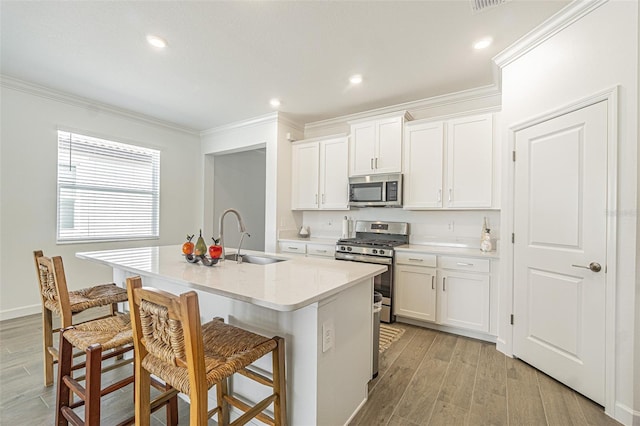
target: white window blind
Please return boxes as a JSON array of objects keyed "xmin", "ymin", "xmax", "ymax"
[{"xmin": 57, "ymin": 130, "xmax": 160, "ymax": 243}]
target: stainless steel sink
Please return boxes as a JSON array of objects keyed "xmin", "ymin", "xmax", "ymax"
[{"xmin": 224, "ymin": 254, "xmax": 287, "ymax": 265}]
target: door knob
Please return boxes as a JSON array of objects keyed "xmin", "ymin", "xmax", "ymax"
[{"xmin": 571, "ymin": 262, "xmax": 602, "ymax": 272}]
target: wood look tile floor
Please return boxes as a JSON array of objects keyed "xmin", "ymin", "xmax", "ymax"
[
  {"xmin": 351, "ymin": 323, "xmax": 620, "ymax": 426},
  {"xmin": 1, "ymin": 313, "xmax": 619, "ymax": 425}
]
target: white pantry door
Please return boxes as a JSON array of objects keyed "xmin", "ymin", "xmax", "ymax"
[{"xmin": 513, "ymin": 100, "xmax": 607, "ymax": 405}]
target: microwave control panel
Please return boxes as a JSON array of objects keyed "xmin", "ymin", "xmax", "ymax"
[{"xmin": 386, "ymin": 181, "xmax": 398, "ymax": 201}]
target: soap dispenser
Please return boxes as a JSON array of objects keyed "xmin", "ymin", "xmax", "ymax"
[{"xmin": 480, "ymin": 217, "xmax": 492, "ymax": 252}]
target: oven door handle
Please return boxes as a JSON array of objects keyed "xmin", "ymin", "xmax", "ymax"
[{"xmin": 336, "ymin": 253, "xmax": 393, "ymax": 265}]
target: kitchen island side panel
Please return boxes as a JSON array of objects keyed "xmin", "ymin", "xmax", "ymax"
[{"xmin": 112, "ymin": 268, "xmax": 373, "ymax": 425}]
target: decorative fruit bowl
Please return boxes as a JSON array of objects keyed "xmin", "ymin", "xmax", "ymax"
[
  {"xmin": 183, "ymin": 253, "xmax": 219, "ymax": 266},
  {"xmin": 182, "ymin": 230, "xmax": 222, "ymax": 267}
]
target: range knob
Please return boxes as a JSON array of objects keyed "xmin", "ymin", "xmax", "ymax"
[
  {"xmin": 372, "ymin": 249, "xmax": 378, "ymax": 254},
  {"xmin": 340, "ymin": 246, "xmax": 346, "ymax": 251},
  {"xmin": 347, "ymin": 247, "xmax": 352, "ymax": 252},
  {"xmin": 379, "ymin": 249, "xmax": 385, "ymax": 255}
]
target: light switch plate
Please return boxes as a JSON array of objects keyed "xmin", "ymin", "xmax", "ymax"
[{"xmin": 322, "ymin": 319, "xmax": 334, "ymax": 352}]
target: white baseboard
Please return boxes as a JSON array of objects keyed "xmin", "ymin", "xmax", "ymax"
[
  {"xmin": 613, "ymin": 401, "xmax": 639, "ymax": 426},
  {"xmin": 0, "ymin": 304, "xmax": 40, "ymax": 321}
]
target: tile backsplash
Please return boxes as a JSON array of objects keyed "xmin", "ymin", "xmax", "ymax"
[{"xmin": 292, "ymin": 209, "xmax": 500, "ymax": 246}]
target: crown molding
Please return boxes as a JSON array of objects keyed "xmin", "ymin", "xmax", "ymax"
[
  {"xmin": 0, "ymin": 74, "xmax": 199, "ymax": 135},
  {"xmin": 275, "ymin": 112, "xmax": 305, "ymax": 132},
  {"xmin": 304, "ymin": 84, "xmax": 501, "ymax": 132},
  {"xmin": 200, "ymin": 111, "xmax": 304, "ymax": 137},
  {"xmin": 493, "ymin": 0, "xmax": 609, "ymax": 68},
  {"xmin": 200, "ymin": 111, "xmax": 279, "ymax": 136}
]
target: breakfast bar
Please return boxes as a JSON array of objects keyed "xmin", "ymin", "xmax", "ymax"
[{"xmin": 77, "ymin": 245, "xmax": 386, "ymax": 426}]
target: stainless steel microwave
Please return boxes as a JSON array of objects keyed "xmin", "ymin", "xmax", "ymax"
[{"xmin": 348, "ymin": 174, "xmax": 402, "ymax": 207}]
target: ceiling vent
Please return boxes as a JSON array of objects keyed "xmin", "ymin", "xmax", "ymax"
[{"xmin": 470, "ymin": 0, "xmax": 510, "ymax": 13}]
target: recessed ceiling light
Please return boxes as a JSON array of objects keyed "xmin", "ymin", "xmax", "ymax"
[
  {"xmin": 349, "ymin": 74, "xmax": 363, "ymax": 85},
  {"xmin": 270, "ymin": 98, "xmax": 281, "ymax": 107},
  {"xmin": 473, "ymin": 37, "xmax": 492, "ymax": 50},
  {"xmin": 146, "ymin": 35, "xmax": 167, "ymax": 49}
]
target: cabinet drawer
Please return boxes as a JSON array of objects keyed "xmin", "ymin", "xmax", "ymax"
[
  {"xmin": 396, "ymin": 252, "xmax": 437, "ymax": 267},
  {"xmin": 307, "ymin": 244, "xmax": 335, "ymax": 258},
  {"xmin": 278, "ymin": 242, "xmax": 307, "ymax": 255},
  {"xmin": 439, "ymin": 256, "xmax": 489, "ymax": 273}
]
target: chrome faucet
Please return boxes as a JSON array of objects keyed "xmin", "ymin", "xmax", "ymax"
[{"xmin": 218, "ymin": 208, "xmax": 250, "ymax": 262}]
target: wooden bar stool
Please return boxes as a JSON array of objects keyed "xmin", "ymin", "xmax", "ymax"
[
  {"xmin": 126, "ymin": 276, "xmax": 287, "ymax": 426},
  {"xmin": 34, "ymin": 250, "xmax": 129, "ymax": 386},
  {"xmin": 56, "ymin": 315, "xmax": 135, "ymax": 426},
  {"xmin": 56, "ymin": 319, "xmax": 179, "ymax": 425},
  {"xmin": 43, "ymin": 255, "xmax": 178, "ymax": 426}
]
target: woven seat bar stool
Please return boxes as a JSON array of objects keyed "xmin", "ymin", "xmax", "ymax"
[
  {"xmin": 45, "ymin": 256, "xmax": 178, "ymax": 426},
  {"xmin": 34, "ymin": 250, "xmax": 129, "ymax": 386},
  {"xmin": 57, "ymin": 317, "xmax": 178, "ymax": 426},
  {"xmin": 126, "ymin": 276, "xmax": 287, "ymax": 426}
]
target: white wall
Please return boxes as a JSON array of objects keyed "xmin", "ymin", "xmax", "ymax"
[
  {"xmin": 498, "ymin": 1, "xmax": 638, "ymax": 423},
  {"xmin": 0, "ymin": 82, "xmax": 201, "ymax": 320}
]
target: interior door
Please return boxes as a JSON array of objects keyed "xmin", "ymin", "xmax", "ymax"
[{"xmin": 513, "ymin": 100, "xmax": 608, "ymax": 404}]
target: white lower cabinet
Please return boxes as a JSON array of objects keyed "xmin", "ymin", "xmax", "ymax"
[
  {"xmin": 395, "ymin": 264, "xmax": 437, "ymax": 322},
  {"xmin": 439, "ymin": 269, "xmax": 490, "ymax": 332},
  {"xmin": 395, "ymin": 252, "xmax": 492, "ymax": 334},
  {"xmin": 306, "ymin": 243, "xmax": 335, "ymax": 258},
  {"xmin": 278, "ymin": 241, "xmax": 307, "ymax": 256}
]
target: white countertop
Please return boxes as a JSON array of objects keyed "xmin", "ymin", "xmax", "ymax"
[
  {"xmin": 77, "ymin": 245, "xmax": 386, "ymax": 312},
  {"xmin": 396, "ymin": 244, "xmax": 500, "ymax": 259}
]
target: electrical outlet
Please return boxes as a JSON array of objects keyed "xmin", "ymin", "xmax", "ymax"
[
  {"xmin": 448, "ymin": 221, "xmax": 455, "ymax": 232},
  {"xmin": 322, "ymin": 320, "xmax": 334, "ymax": 352}
]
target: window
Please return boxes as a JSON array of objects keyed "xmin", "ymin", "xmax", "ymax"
[{"xmin": 57, "ymin": 130, "xmax": 160, "ymax": 243}]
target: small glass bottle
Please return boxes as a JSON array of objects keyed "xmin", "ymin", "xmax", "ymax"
[{"xmin": 480, "ymin": 229, "xmax": 493, "ymax": 252}]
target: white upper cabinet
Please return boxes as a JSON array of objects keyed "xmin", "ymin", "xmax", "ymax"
[
  {"xmin": 403, "ymin": 113, "xmax": 495, "ymax": 210},
  {"xmin": 403, "ymin": 121, "xmax": 445, "ymax": 208},
  {"xmin": 349, "ymin": 112, "xmax": 410, "ymax": 176},
  {"xmin": 349, "ymin": 123, "xmax": 376, "ymax": 176},
  {"xmin": 447, "ymin": 114, "xmax": 493, "ymax": 208},
  {"xmin": 319, "ymin": 137, "xmax": 349, "ymax": 209},
  {"xmin": 291, "ymin": 135, "xmax": 349, "ymax": 210},
  {"xmin": 292, "ymin": 141, "xmax": 320, "ymax": 209}
]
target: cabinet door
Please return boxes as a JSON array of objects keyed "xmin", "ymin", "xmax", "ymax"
[
  {"xmin": 375, "ymin": 116, "xmax": 403, "ymax": 174},
  {"xmin": 395, "ymin": 265, "xmax": 437, "ymax": 322},
  {"xmin": 291, "ymin": 142, "xmax": 319, "ymax": 209},
  {"xmin": 349, "ymin": 122, "xmax": 376, "ymax": 176},
  {"xmin": 447, "ymin": 114, "xmax": 493, "ymax": 208},
  {"xmin": 439, "ymin": 270, "xmax": 490, "ymax": 332},
  {"xmin": 403, "ymin": 121, "xmax": 444, "ymax": 208},
  {"xmin": 319, "ymin": 137, "xmax": 349, "ymax": 210}
]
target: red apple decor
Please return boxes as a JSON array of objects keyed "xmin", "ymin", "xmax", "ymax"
[{"xmin": 209, "ymin": 238, "xmax": 223, "ymax": 259}]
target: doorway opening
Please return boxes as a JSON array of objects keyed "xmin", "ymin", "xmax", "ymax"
[{"xmin": 213, "ymin": 148, "xmax": 266, "ymax": 251}]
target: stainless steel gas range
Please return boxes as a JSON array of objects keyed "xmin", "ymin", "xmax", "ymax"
[{"xmin": 335, "ymin": 221, "xmax": 409, "ymax": 323}]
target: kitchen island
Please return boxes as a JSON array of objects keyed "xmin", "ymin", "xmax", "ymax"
[{"xmin": 77, "ymin": 245, "xmax": 386, "ymax": 426}]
